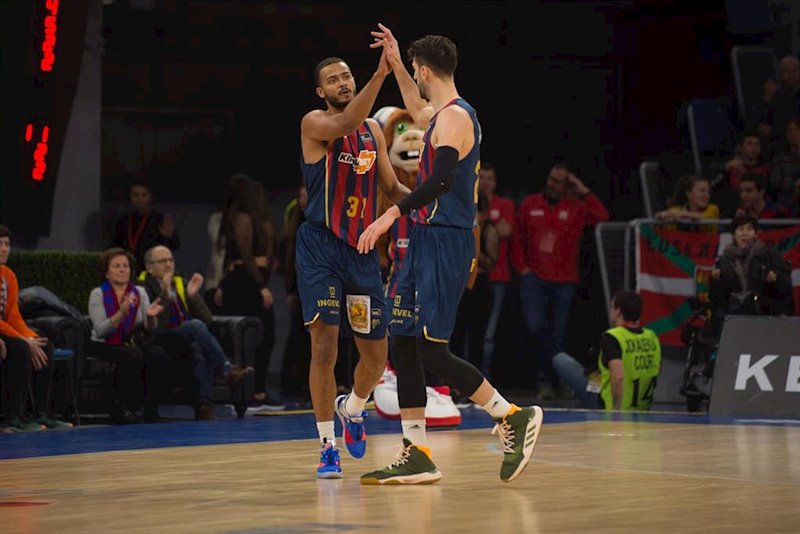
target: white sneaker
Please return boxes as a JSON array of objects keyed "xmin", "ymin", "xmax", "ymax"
[
  {"xmin": 373, "ymin": 366, "xmax": 401, "ymax": 420},
  {"xmin": 425, "ymin": 386, "xmax": 462, "ymax": 427},
  {"xmin": 372, "ymin": 365, "xmax": 461, "ymax": 427}
]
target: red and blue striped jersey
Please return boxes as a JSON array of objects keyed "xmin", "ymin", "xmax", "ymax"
[
  {"xmin": 385, "ymin": 215, "xmax": 410, "ymax": 299},
  {"xmin": 302, "ymin": 122, "xmax": 379, "ymax": 248},
  {"xmin": 410, "ymin": 98, "xmax": 481, "ymax": 229}
]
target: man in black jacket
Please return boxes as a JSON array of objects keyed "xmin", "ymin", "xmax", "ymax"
[{"xmin": 139, "ymin": 245, "xmax": 251, "ymax": 420}]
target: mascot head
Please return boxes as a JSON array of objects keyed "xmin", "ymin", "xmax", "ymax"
[{"xmin": 372, "ymin": 106, "xmax": 425, "ymax": 186}]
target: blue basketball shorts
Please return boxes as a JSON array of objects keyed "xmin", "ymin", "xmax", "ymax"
[
  {"xmin": 389, "ymin": 223, "xmax": 474, "ymax": 342},
  {"xmin": 296, "ymin": 222, "xmax": 387, "ymax": 340}
]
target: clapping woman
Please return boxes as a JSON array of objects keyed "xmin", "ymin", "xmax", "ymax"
[{"xmin": 87, "ymin": 247, "xmax": 168, "ymax": 423}]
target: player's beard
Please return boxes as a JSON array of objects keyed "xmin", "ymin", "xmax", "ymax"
[
  {"xmin": 417, "ymin": 81, "xmax": 429, "ymax": 101},
  {"xmin": 327, "ymin": 96, "xmax": 348, "ymax": 111}
]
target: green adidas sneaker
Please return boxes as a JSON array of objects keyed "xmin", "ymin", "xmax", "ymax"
[
  {"xmin": 492, "ymin": 404, "xmax": 543, "ymax": 482},
  {"xmin": 360, "ymin": 438, "xmax": 442, "ymax": 485}
]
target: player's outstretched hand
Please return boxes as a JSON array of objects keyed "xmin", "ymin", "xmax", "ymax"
[{"xmin": 357, "ymin": 206, "xmax": 400, "ymax": 254}]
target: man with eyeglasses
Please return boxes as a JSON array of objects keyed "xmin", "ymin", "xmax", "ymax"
[{"xmin": 138, "ymin": 245, "xmax": 252, "ymax": 420}]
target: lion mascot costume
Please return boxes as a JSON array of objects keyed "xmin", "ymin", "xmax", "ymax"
[{"xmin": 370, "ymin": 106, "xmax": 462, "ymax": 427}]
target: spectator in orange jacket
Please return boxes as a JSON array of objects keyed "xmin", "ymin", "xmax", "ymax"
[
  {"xmin": 0, "ymin": 224, "xmax": 72, "ymax": 432},
  {"xmin": 511, "ymin": 164, "xmax": 609, "ymax": 397}
]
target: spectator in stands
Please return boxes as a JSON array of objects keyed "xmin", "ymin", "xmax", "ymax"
[
  {"xmin": 552, "ymin": 290, "xmax": 661, "ymax": 411},
  {"xmin": 138, "ymin": 245, "xmax": 252, "ymax": 420},
  {"xmin": 769, "ymin": 119, "xmax": 800, "ymax": 212},
  {"xmin": 478, "ymin": 163, "xmax": 515, "ymax": 378},
  {"xmin": 88, "ymin": 247, "xmax": 167, "ymax": 423},
  {"xmin": 451, "ymin": 192, "xmax": 499, "ymax": 373},
  {"xmin": 0, "ymin": 225, "xmax": 73, "ymax": 432},
  {"xmin": 111, "ymin": 179, "xmax": 181, "ymax": 271},
  {"xmin": 215, "ymin": 178, "xmax": 283, "ymax": 411},
  {"xmin": 278, "ymin": 185, "xmax": 311, "ymax": 405},
  {"xmin": 753, "ymin": 55, "xmax": 800, "ymax": 145},
  {"xmin": 512, "ymin": 163, "xmax": 609, "ymax": 397},
  {"xmin": 735, "ymin": 173, "xmax": 783, "ymax": 219},
  {"xmin": 709, "ymin": 215, "xmax": 794, "ymax": 336},
  {"xmin": 724, "ymin": 130, "xmax": 770, "ymax": 190},
  {"xmin": 205, "ymin": 174, "xmax": 252, "ymax": 312},
  {"xmin": 654, "ymin": 174, "xmax": 719, "ymax": 231}
]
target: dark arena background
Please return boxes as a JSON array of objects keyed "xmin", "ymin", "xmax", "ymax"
[{"xmin": 1, "ymin": 1, "xmax": 799, "ymax": 532}]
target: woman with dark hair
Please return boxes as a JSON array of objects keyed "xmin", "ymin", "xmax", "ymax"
[
  {"xmin": 216, "ymin": 178, "xmax": 282, "ymax": 410},
  {"xmin": 205, "ymin": 174, "xmax": 252, "ymax": 310},
  {"xmin": 87, "ymin": 247, "xmax": 167, "ymax": 423},
  {"xmin": 709, "ymin": 215, "xmax": 794, "ymax": 336}
]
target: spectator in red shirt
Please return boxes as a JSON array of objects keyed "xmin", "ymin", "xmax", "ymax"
[
  {"xmin": 477, "ymin": 163, "xmax": 515, "ymax": 378},
  {"xmin": 512, "ymin": 164, "xmax": 609, "ymax": 396},
  {"xmin": 724, "ymin": 130, "xmax": 770, "ymax": 190},
  {"xmin": 735, "ymin": 173, "xmax": 783, "ymax": 219}
]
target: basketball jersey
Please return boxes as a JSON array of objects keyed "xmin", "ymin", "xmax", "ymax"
[
  {"xmin": 598, "ymin": 326, "xmax": 661, "ymax": 411},
  {"xmin": 302, "ymin": 122, "xmax": 379, "ymax": 248},
  {"xmin": 411, "ymin": 98, "xmax": 481, "ymax": 229}
]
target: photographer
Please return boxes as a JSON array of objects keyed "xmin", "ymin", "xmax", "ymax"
[{"xmin": 709, "ymin": 215, "xmax": 794, "ymax": 336}]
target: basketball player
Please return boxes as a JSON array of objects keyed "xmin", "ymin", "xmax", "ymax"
[
  {"xmin": 357, "ymin": 24, "xmax": 544, "ymax": 484},
  {"xmin": 298, "ymin": 48, "xmax": 410, "ymax": 478}
]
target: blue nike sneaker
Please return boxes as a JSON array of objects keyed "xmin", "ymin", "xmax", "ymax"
[
  {"xmin": 335, "ymin": 394, "xmax": 368, "ymax": 459},
  {"xmin": 317, "ymin": 440, "xmax": 343, "ymax": 479}
]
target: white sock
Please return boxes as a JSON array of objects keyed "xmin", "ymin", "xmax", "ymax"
[
  {"xmin": 402, "ymin": 419, "xmax": 427, "ymax": 446},
  {"xmin": 482, "ymin": 389, "xmax": 513, "ymax": 419},
  {"xmin": 345, "ymin": 391, "xmax": 368, "ymax": 417},
  {"xmin": 317, "ymin": 421, "xmax": 335, "ymax": 445}
]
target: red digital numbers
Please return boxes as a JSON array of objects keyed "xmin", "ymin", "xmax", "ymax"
[
  {"xmin": 40, "ymin": 0, "xmax": 59, "ymax": 72},
  {"xmin": 25, "ymin": 123, "xmax": 50, "ymax": 181}
]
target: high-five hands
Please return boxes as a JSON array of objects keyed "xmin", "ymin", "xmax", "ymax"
[{"xmin": 370, "ymin": 23, "xmax": 403, "ymax": 70}]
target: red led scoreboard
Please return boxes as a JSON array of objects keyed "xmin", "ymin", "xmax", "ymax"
[{"xmin": 0, "ymin": 1, "xmax": 89, "ymax": 236}]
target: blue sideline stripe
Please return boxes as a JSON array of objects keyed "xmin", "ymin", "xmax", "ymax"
[{"xmin": 1, "ymin": 409, "xmax": 798, "ymax": 461}]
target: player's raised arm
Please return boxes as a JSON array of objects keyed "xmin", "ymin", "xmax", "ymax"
[{"xmin": 301, "ymin": 47, "xmax": 391, "ymax": 146}]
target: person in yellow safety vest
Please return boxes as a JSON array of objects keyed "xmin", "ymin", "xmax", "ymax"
[
  {"xmin": 552, "ymin": 289, "xmax": 661, "ymax": 411},
  {"xmin": 138, "ymin": 245, "xmax": 251, "ymax": 420},
  {"xmin": 597, "ymin": 290, "xmax": 661, "ymax": 411}
]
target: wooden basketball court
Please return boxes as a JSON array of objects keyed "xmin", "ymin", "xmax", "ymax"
[{"xmin": 1, "ymin": 409, "xmax": 798, "ymax": 533}]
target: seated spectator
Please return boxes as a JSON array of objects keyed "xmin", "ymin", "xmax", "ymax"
[
  {"xmin": 0, "ymin": 225, "xmax": 72, "ymax": 432},
  {"xmin": 735, "ymin": 173, "xmax": 783, "ymax": 219},
  {"xmin": 724, "ymin": 130, "xmax": 770, "ymax": 190},
  {"xmin": 87, "ymin": 247, "xmax": 167, "ymax": 423},
  {"xmin": 709, "ymin": 215, "xmax": 794, "ymax": 336},
  {"xmin": 654, "ymin": 174, "xmax": 719, "ymax": 231},
  {"xmin": 769, "ymin": 119, "xmax": 800, "ymax": 212},
  {"xmin": 111, "ymin": 179, "xmax": 181, "ymax": 271},
  {"xmin": 552, "ymin": 290, "xmax": 661, "ymax": 411},
  {"xmin": 138, "ymin": 245, "xmax": 252, "ymax": 420}
]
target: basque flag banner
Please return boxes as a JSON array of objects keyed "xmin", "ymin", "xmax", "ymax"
[{"xmin": 636, "ymin": 224, "xmax": 800, "ymax": 347}]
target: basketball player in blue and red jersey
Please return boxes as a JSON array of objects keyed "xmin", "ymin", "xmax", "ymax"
[
  {"xmin": 298, "ymin": 48, "xmax": 411, "ymax": 479},
  {"xmin": 357, "ymin": 24, "xmax": 544, "ymax": 485}
]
